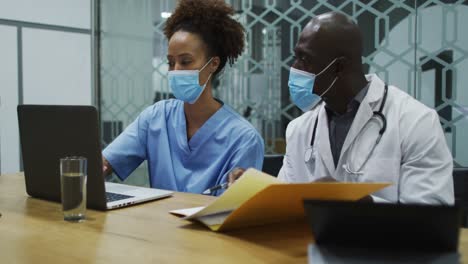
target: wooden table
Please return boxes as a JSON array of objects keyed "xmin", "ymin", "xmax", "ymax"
[
  {"xmin": 2, "ymin": 173, "xmax": 468, "ymax": 263},
  {"xmin": 0, "ymin": 173, "xmax": 311, "ymax": 263}
]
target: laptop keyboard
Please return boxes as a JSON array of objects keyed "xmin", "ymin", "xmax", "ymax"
[{"xmin": 106, "ymin": 192, "xmax": 134, "ymax": 202}]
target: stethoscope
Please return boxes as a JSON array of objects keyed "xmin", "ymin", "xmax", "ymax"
[{"xmin": 304, "ymin": 84, "xmax": 388, "ymax": 176}]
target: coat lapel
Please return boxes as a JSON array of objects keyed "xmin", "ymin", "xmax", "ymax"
[{"xmin": 338, "ymin": 74, "xmax": 386, "ymax": 164}]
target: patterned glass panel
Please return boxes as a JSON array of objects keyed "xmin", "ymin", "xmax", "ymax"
[
  {"xmin": 99, "ymin": 0, "xmax": 468, "ymax": 186},
  {"xmin": 415, "ymin": 0, "xmax": 468, "ymax": 167},
  {"xmin": 100, "ymin": 0, "xmax": 159, "ymax": 185}
]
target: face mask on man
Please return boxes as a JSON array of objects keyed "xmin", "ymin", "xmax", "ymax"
[
  {"xmin": 288, "ymin": 58, "xmax": 338, "ymax": 112},
  {"xmin": 168, "ymin": 58, "xmax": 213, "ymax": 104}
]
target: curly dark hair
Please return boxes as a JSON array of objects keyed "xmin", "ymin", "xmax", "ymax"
[{"xmin": 164, "ymin": 0, "xmax": 245, "ymax": 75}]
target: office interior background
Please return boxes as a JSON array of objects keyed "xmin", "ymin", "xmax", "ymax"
[{"xmin": 1, "ymin": 0, "xmax": 467, "ymax": 186}]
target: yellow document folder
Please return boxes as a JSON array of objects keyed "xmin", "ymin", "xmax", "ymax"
[{"xmin": 170, "ymin": 169, "xmax": 390, "ymax": 232}]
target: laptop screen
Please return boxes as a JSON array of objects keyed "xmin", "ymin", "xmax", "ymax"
[{"xmin": 17, "ymin": 105, "xmax": 107, "ymax": 210}]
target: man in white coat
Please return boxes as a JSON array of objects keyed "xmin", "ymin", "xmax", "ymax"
[{"xmin": 231, "ymin": 12, "xmax": 454, "ymax": 204}]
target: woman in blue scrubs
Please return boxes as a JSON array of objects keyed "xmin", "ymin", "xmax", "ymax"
[{"xmin": 102, "ymin": 0, "xmax": 264, "ymax": 195}]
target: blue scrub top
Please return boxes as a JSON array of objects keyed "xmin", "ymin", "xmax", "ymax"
[{"xmin": 103, "ymin": 99, "xmax": 264, "ymax": 196}]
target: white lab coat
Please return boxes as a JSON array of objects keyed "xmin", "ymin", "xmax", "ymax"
[{"xmin": 278, "ymin": 74, "xmax": 454, "ymax": 205}]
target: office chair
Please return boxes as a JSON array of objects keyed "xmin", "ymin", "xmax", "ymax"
[
  {"xmin": 262, "ymin": 154, "xmax": 283, "ymax": 177},
  {"xmin": 453, "ymin": 167, "xmax": 468, "ymax": 227}
]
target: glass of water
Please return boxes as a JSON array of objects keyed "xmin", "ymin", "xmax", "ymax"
[{"xmin": 60, "ymin": 156, "xmax": 87, "ymax": 222}]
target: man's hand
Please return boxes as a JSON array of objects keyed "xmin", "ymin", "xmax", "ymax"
[
  {"xmin": 227, "ymin": 169, "xmax": 374, "ymax": 203},
  {"xmin": 314, "ymin": 176, "xmax": 373, "ymax": 202},
  {"xmin": 228, "ymin": 167, "xmax": 246, "ymax": 186}
]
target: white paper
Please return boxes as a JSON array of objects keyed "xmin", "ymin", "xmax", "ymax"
[{"xmin": 170, "ymin": 206, "xmax": 205, "ymax": 217}]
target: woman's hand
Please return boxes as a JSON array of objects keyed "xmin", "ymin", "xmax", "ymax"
[
  {"xmin": 228, "ymin": 167, "xmax": 246, "ymax": 186},
  {"xmin": 102, "ymin": 156, "xmax": 113, "ymax": 177}
]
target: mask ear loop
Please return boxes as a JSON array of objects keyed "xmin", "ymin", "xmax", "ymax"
[
  {"xmin": 314, "ymin": 57, "xmax": 339, "ymax": 99},
  {"xmin": 319, "ymin": 76, "xmax": 337, "ymax": 97},
  {"xmin": 316, "ymin": 57, "xmax": 339, "ymax": 76},
  {"xmin": 199, "ymin": 57, "xmax": 214, "ymax": 72},
  {"xmin": 199, "ymin": 57, "xmax": 214, "ymax": 87},
  {"xmin": 202, "ymin": 72, "xmax": 213, "ymax": 88},
  {"xmin": 307, "ymin": 76, "xmax": 338, "ymax": 111}
]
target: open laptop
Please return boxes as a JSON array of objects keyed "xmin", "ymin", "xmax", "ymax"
[
  {"xmin": 17, "ymin": 105, "xmax": 173, "ymax": 210},
  {"xmin": 303, "ymin": 200, "xmax": 461, "ymax": 263}
]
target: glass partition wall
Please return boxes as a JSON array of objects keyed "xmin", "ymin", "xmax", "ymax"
[{"xmin": 99, "ymin": 0, "xmax": 468, "ymax": 186}]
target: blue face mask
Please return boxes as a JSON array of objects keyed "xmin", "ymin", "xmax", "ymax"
[
  {"xmin": 168, "ymin": 58, "xmax": 213, "ymax": 104},
  {"xmin": 288, "ymin": 58, "xmax": 338, "ymax": 112}
]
